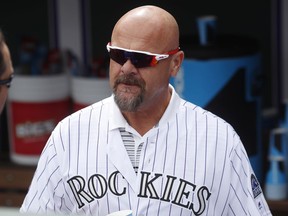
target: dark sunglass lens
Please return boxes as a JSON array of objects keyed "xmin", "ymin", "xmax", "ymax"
[
  {"xmin": 131, "ymin": 53, "xmax": 153, "ymax": 68},
  {"xmin": 109, "ymin": 49, "xmax": 126, "ymax": 65},
  {"xmin": 109, "ymin": 48, "xmax": 154, "ymax": 68},
  {"xmin": 130, "ymin": 53, "xmax": 153, "ymax": 68}
]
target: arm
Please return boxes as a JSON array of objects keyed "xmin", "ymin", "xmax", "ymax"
[{"xmin": 228, "ymin": 140, "xmax": 272, "ymax": 216}]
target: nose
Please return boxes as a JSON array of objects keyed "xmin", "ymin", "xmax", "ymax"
[{"xmin": 121, "ymin": 59, "xmax": 137, "ymax": 74}]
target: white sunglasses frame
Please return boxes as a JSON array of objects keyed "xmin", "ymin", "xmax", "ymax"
[{"xmin": 106, "ymin": 43, "xmax": 170, "ymax": 61}]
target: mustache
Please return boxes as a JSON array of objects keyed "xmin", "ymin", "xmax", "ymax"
[{"xmin": 115, "ymin": 74, "xmax": 145, "ymax": 87}]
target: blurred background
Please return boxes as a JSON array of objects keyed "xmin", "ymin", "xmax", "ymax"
[{"xmin": 1, "ymin": 0, "xmax": 288, "ymax": 215}]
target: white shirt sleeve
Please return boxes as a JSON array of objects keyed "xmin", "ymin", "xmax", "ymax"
[
  {"xmin": 228, "ymin": 138, "xmax": 272, "ymax": 216},
  {"xmin": 20, "ymin": 125, "xmax": 71, "ymax": 215}
]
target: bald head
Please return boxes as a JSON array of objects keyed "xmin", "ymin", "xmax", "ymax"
[{"xmin": 111, "ymin": 5, "xmax": 180, "ymax": 53}]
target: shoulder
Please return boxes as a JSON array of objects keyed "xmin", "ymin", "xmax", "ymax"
[
  {"xmin": 179, "ymin": 98, "xmax": 222, "ymax": 122},
  {"xmin": 53, "ymin": 96, "xmax": 113, "ymax": 131},
  {"xmin": 180, "ymin": 98, "xmax": 240, "ymax": 139}
]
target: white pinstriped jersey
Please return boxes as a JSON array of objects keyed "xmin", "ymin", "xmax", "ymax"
[{"xmin": 20, "ymin": 85, "xmax": 272, "ymax": 216}]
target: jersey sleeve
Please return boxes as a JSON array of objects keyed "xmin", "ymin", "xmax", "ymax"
[
  {"xmin": 228, "ymin": 138, "xmax": 272, "ymax": 216},
  {"xmin": 19, "ymin": 123, "xmax": 69, "ymax": 214}
]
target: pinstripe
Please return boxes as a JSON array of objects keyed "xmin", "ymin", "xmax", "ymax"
[
  {"xmin": 230, "ymin": 161, "xmax": 248, "ymax": 197},
  {"xmin": 246, "ymin": 186, "xmax": 254, "ymax": 202},
  {"xmin": 211, "ymin": 118, "xmax": 218, "ymax": 192},
  {"xmin": 139, "ymin": 137, "xmax": 149, "ymax": 170},
  {"xmin": 146, "ymin": 192, "xmax": 151, "ymax": 216},
  {"xmin": 81, "ymin": 207, "xmax": 87, "ymax": 215},
  {"xmin": 77, "ymin": 115, "xmax": 91, "ymax": 216},
  {"xmin": 156, "ymin": 122, "xmax": 169, "ymax": 216},
  {"xmin": 143, "ymin": 134, "xmax": 152, "ymax": 216},
  {"xmin": 96, "ymin": 105, "xmax": 103, "ymax": 173},
  {"xmin": 36, "ymin": 206, "xmax": 41, "ymax": 214},
  {"xmin": 136, "ymin": 137, "xmax": 149, "ymax": 215},
  {"xmin": 173, "ymin": 114, "xmax": 179, "ymax": 175},
  {"xmin": 60, "ymin": 195, "xmax": 65, "ymax": 212},
  {"xmin": 152, "ymin": 128, "xmax": 160, "ymax": 171},
  {"xmin": 105, "ymin": 108, "xmax": 113, "ymax": 215},
  {"xmin": 168, "ymin": 114, "xmax": 179, "ymax": 216},
  {"xmin": 232, "ymin": 143, "xmax": 248, "ymax": 177},
  {"xmin": 96, "ymin": 104, "xmax": 103, "ymax": 213},
  {"xmin": 59, "ymin": 123, "xmax": 65, "ymax": 151},
  {"xmin": 36, "ymin": 146, "xmax": 56, "ymax": 182},
  {"xmin": 62, "ymin": 177, "xmax": 74, "ymax": 209},
  {"xmin": 183, "ymin": 106, "xmax": 188, "ymax": 180},
  {"xmin": 178, "ymin": 107, "xmax": 188, "ymax": 216},
  {"xmin": 230, "ymin": 184, "xmax": 247, "ymax": 215},
  {"xmin": 33, "ymin": 149, "xmax": 58, "ymax": 207},
  {"xmin": 189, "ymin": 109, "xmax": 197, "ymax": 208},
  {"xmin": 116, "ymin": 191, "xmax": 121, "ymax": 212},
  {"xmin": 76, "ymin": 112, "xmax": 81, "ymax": 174},
  {"xmin": 163, "ymin": 122, "xmax": 169, "ymax": 171},
  {"xmin": 85, "ymin": 107, "xmax": 92, "ymax": 215},
  {"xmin": 114, "ymin": 174, "xmax": 120, "ymax": 212},
  {"xmin": 145, "ymin": 130, "xmax": 158, "ymax": 214},
  {"xmin": 204, "ymin": 115, "xmax": 208, "ymax": 184},
  {"xmin": 228, "ymin": 204, "xmax": 236, "ymax": 216},
  {"xmin": 52, "ymin": 180, "xmax": 62, "ymax": 212},
  {"xmin": 146, "ymin": 128, "xmax": 160, "ymax": 216},
  {"xmin": 45, "ymin": 198, "xmax": 50, "ymax": 212},
  {"xmin": 213, "ymin": 124, "xmax": 229, "ymax": 214},
  {"xmin": 52, "ymin": 192, "xmax": 55, "ymax": 211},
  {"xmin": 39, "ymin": 166, "xmax": 60, "ymax": 199},
  {"xmin": 58, "ymin": 194, "xmax": 62, "ymax": 211},
  {"xmin": 220, "ymin": 183, "xmax": 231, "ymax": 216},
  {"xmin": 52, "ymin": 178, "xmax": 62, "ymax": 190},
  {"xmin": 193, "ymin": 111, "xmax": 197, "ymax": 185},
  {"xmin": 62, "ymin": 195, "xmax": 72, "ymax": 212},
  {"xmin": 241, "ymin": 147, "xmax": 250, "ymax": 162},
  {"xmin": 27, "ymin": 191, "xmax": 38, "ymax": 210},
  {"xmin": 108, "ymin": 127, "xmax": 114, "ymax": 215},
  {"xmin": 205, "ymin": 118, "xmax": 218, "ymax": 216},
  {"xmin": 126, "ymin": 183, "xmax": 132, "ymax": 210}
]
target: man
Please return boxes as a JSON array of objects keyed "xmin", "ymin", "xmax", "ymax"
[
  {"xmin": 0, "ymin": 30, "xmax": 14, "ymax": 113},
  {"xmin": 20, "ymin": 5, "xmax": 272, "ymax": 216}
]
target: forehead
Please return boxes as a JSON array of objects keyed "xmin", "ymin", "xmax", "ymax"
[{"xmin": 112, "ymin": 18, "xmax": 169, "ymax": 53}]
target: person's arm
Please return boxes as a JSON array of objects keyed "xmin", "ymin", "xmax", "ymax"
[
  {"xmin": 20, "ymin": 125, "xmax": 69, "ymax": 214},
  {"xmin": 229, "ymin": 140, "xmax": 272, "ymax": 216}
]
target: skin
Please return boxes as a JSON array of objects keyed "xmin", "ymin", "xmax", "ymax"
[
  {"xmin": 109, "ymin": 5, "xmax": 184, "ymax": 136},
  {"xmin": 0, "ymin": 42, "xmax": 14, "ymax": 114}
]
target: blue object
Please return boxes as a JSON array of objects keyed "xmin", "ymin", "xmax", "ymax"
[{"xmin": 265, "ymin": 154, "xmax": 287, "ymax": 200}]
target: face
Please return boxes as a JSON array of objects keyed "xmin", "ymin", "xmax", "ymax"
[
  {"xmin": 109, "ymin": 44, "xmax": 178, "ymax": 112},
  {"xmin": 0, "ymin": 43, "xmax": 14, "ymax": 113}
]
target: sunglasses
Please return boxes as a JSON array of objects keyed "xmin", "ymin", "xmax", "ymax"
[
  {"xmin": 0, "ymin": 74, "xmax": 14, "ymax": 88},
  {"xmin": 106, "ymin": 42, "xmax": 179, "ymax": 68}
]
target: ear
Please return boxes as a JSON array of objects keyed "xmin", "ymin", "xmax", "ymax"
[{"xmin": 170, "ymin": 50, "xmax": 184, "ymax": 77}]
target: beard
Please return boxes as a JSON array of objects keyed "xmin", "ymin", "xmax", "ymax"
[{"xmin": 113, "ymin": 73, "xmax": 146, "ymax": 112}]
